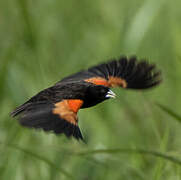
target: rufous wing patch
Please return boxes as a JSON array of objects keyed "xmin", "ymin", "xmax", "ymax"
[
  {"xmin": 85, "ymin": 76, "xmax": 127, "ymax": 88},
  {"xmin": 85, "ymin": 77, "xmax": 109, "ymax": 86},
  {"xmin": 53, "ymin": 99, "xmax": 83, "ymax": 125},
  {"xmin": 108, "ymin": 76, "xmax": 127, "ymax": 88}
]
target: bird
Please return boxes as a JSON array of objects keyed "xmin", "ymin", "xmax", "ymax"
[{"xmin": 11, "ymin": 56, "xmax": 161, "ymax": 140}]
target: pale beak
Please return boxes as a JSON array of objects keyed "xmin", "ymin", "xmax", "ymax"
[{"xmin": 106, "ymin": 90, "xmax": 116, "ymax": 98}]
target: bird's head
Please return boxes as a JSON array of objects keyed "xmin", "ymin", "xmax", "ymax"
[
  {"xmin": 82, "ymin": 85, "xmax": 116, "ymax": 108},
  {"xmin": 89, "ymin": 85, "xmax": 116, "ymax": 99}
]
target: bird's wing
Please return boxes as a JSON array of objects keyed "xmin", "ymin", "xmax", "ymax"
[
  {"xmin": 57, "ymin": 56, "xmax": 161, "ymax": 89},
  {"xmin": 11, "ymin": 99, "xmax": 84, "ymax": 140}
]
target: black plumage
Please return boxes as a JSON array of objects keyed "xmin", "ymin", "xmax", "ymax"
[{"xmin": 11, "ymin": 56, "xmax": 161, "ymax": 140}]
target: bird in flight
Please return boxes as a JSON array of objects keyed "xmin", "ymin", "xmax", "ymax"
[{"xmin": 11, "ymin": 56, "xmax": 161, "ymax": 140}]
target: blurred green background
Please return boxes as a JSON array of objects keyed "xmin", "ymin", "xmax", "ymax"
[{"xmin": 1, "ymin": 0, "xmax": 181, "ymax": 179}]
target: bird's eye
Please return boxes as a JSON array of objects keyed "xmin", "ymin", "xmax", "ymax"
[
  {"xmin": 100, "ymin": 89, "xmax": 105, "ymax": 93},
  {"xmin": 99, "ymin": 88, "xmax": 108, "ymax": 96}
]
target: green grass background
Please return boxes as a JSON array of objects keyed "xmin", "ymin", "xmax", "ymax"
[{"xmin": 1, "ymin": 0, "xmax": 181, "ymax": 179}]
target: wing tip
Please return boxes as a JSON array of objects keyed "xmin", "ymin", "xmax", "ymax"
[
  {"xmin": 10, "ymin": 102, "xmax": 31, "ymax": 117},
  {"xmin": 58, "ymin": 120, "xmax": 84, "ymax": 141},
  {"xmin": 116, "ymin": 55, "xmax": 162, "ymax": 89}
]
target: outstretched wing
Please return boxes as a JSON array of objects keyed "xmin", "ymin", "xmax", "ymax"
[
  {"xmin": 57, "ymin": 56, "xmax": 161, "ymax": 89},
  {"xmin": 11, "ymin": 99, "xmax": 84, "ymax": 140}
]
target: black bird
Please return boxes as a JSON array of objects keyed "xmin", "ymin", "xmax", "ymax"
[{"xmin": 11, "ymin": 56, "xmax": 161, "ymax": 140}]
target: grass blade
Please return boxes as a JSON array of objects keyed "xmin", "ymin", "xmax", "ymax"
[
  {"xmin": 74, "ymin": 148, "xmax": 181, "ymax": 166},
  {"xmin": 124, "ymin": 0, "xmax": 165, "ymax": 51},
  {"xmin": 0, "ymin": 142, "xmax": 74, "ymax": 179},
  {"xmin": 156, "ymin": 103, "xmax": 181, "ymax": 123}
]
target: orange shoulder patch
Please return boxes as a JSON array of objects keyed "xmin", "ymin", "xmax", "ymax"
[
  {"xmin": 53, "ymin": 99, "xmax": 83, "ymax": 125},
  {"xmin": 84, "ymin": 76, "xmax": 127, "ymax": 88},
  {"xmin": 67, "ymin": 99, "xmax": 83, "ymax": 113},
  {"xmin": 84, "ymin": 77, "xmax": 109, "ymax": 86}
]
